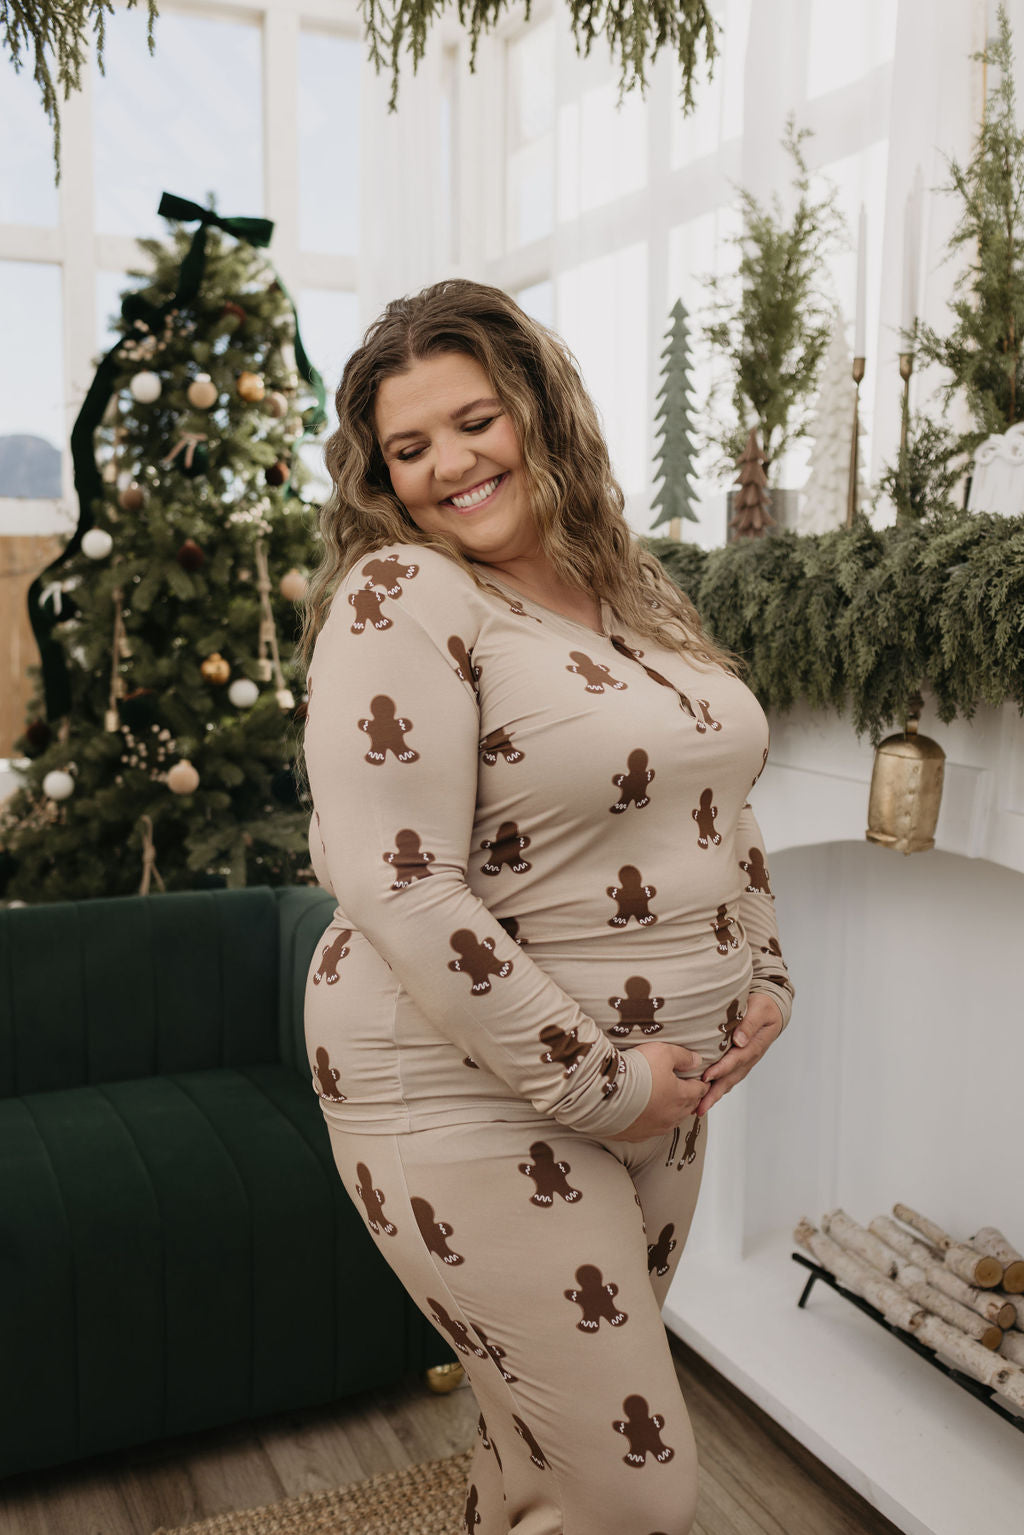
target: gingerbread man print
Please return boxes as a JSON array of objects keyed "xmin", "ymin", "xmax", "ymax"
[
  {"xmin": 760, "ymin": 936, "xmax": 783, "ymax": 959},
  {"xmin": 538, "ymin": 1023, "xmax": 592, "ymax": 1076},
  {"xmin": 447, "ymin": 635, "xmax": 481, "ymax": 691},
  {"xmin": 479, "ymin": 821, "xmax": 532, "ymax": 876},
  {"xmin": 598, "ymin": 1048, "xmax": 626, "ymax": 1098},
  {"xmin": 608, "ymin": 976, "xmax": 665, "ymax": 1035},
  {"xmin": 470, "ymin": 1323, "xmax": 518, "ymax": 1382},
  {"xmin": 564, "ymin": 1264, "xmax": 628, "ymax": 1332},
  {"xmin": 360, "ymin": 553, "xmax": 419, "ymax": 596},
  {"xmin": 464, "ymin": 1483, "xmax": 482, "ymax": 1533},
  {"xmin": 610, "ymin": 748, "xmax": 655, "ymax": 812},
  {"xmin": 647, "ymin": 1224, "xmax": 677, "ymax": 1277},
  {"xmin": 719, "ymin": 997, "xmax": 745, "ymax": 1052},
  {"xmin": 355, "ymin": 1163, "xmax": 397, "ymax": 1235},
  {"xmin": 426, "ymin": 1298, "xmax": 488, "ymax": 1357},
  {"xmin": 497, "ymin": 915, "xmax": 527, "ymax": 947},
  {"xmin": 448, "ymin": 930, "xmax": 514, "ymax": 994},
  {"xmin": 311, "ymin": 1045, "xmax": 346, "ymax": 1102},
  {"xmin": 348, "ymin": 584, "xmax": 392, "ymax": 634},
  {"xmin": 751, "ymin": 745, "xmax": 769, "ymax": 787},
  {"xmin": 678, "ymin": 1115, "xmax": 702, "ymax": 1168},
  {"xmin": 479, "ymin": 726, "xmax": 524, "ymax": 766},
  {"xmin": 566, "ymin": 650, "xmax": 628, "ymax": 694},
  {"xmin": 358, "ymin": 695, "xmax": 419, "ymax": 764},
  {"xmin": 694, "ymin": 699, "xmax": 722, "ymax": 733},
  {"xmin": 692, "ymin": 788, "xmax": 721, "ymax": 849},
  {"xmin": 518, "ymin": 1141, "xmax": 582, "ymax": 1206},
  {"xmin": 607, "ymin": 865, "xmax": 658, "ymax": 927},
  {"xmin": 411, "ymin": 1196, "xmax": 465, "ymax": 1264},
  {"xmin": 313, "ymin": 927, "xmax": 351, "ymax": 984},
  {"xmin": 711, "ymin": 904, "xmax": 740, "ymax": 954},
  {"xmin": 739, "ymin": 846, "xmax": 773, "ymax": 896},
  {"xmin": 477, "ymin": 1413, "xmax": 503, "ymax": 1471},
  {"xmin": 613, "ymin": 1396, "xmax": 675, "ymax": 1467},
  {"xmin": 513, "ymin": 1416, "xmax": 550, "ymax": 1469},
  {"xmin": 382, "ymin": 829, "xmax": 435, "ymax": 888}
]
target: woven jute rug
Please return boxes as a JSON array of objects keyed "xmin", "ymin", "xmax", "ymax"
[{"xmin": 151, "ymin": 1448, "xmax": 472, "ymax": 1535}]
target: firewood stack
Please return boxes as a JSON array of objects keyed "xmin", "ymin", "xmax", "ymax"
[{"xmin": 794, "ymin": 1204, "xmax": 1024, "ymax": 1411}]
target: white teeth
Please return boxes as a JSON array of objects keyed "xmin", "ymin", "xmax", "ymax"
[{"xmin": 449, "ymin": 475, "xmax": 502, "ymax": 509}]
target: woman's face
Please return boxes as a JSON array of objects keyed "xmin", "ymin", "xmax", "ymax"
[{"xmin": 373, "ymin": 351, "xmax": 538, "ymax": 565}]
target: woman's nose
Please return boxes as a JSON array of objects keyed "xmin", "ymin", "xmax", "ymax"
[{"xmin": 434, "ymin": 435, "xmax": 477, "ymax": 484}]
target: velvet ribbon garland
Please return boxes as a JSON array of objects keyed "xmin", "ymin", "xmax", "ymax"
[{"xmin": 26, "ymin": 191, "xmax": 328, "ymax": 723}]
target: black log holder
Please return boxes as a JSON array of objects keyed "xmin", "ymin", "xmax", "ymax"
[{"xmin": 792, "ymin": 1252, "xmax": 1024, "ymax": 1437}]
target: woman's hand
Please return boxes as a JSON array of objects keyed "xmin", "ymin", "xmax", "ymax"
[
  {"xmin": 605, "ymin": 1042, "xmax": 709, "ymax": 1141},
  {"xmin": 696, "ymin": 994, "xmax": 784, "ymax": 1117}
]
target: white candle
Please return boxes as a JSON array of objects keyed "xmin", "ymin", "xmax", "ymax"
[
  {"xmin": 854, "ymin": 204, "xmax": 867, "ymax": 357},
  {"xmin": 901, "ymin": 187, "xmax": 919, "ymax": 339}
]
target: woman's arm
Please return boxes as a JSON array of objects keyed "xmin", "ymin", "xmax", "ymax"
[
  {"xmin": 734, "ymin": 801, "xmax": 795, "ymax": 1032},
  {"xmin": 302, "ymin": 547, "xmax": 652, "ymax": 1136}
]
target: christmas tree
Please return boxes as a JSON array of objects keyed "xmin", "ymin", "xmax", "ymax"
[
  {"xmin": 729, "ymin": 428, "xmax": 774, "ymax": 540},
  {"xmin": 798, "ymin": 310, "xmax": 865, "ymax": 533},
  {"xmin": 650, "ymin": 297, "xmax": 700, "ymax": 530},
  {"xmin": 0, "ymin": 196, "xmax": 326, "ymax": 905}
]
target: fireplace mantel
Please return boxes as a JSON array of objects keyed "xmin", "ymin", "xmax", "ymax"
[{"xmin": 663, "ymin": 697, "xmax": 1024, "ymax": 1535}]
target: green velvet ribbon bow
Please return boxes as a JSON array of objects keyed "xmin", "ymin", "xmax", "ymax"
[{"xmin": 27, "ymin": 193, "xmax": 328, "ymax": 723}]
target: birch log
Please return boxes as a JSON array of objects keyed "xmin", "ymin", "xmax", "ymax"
[
  {"xmin": 869, "ymin": 1216, "xmax": 1017, "ymax": 1328},
  {"xmin": 794, "ymin": 1218, "xmax": 926, "ymax": 1332},
  {"xmin": 824, "ymin": 1211, "xmax": 1003, "ymax": 1349},
  {"xmin": 999, "ymin": 1331, "xmax": 1024, "ymax": 1368},
  {"xmin": 968, "ymin": 1227, "xmax": 1024, "ymax": 1293},
  {"xmin": 915, "ymin": 1314, "xmax": 1024, "ymax": 1409},
  {"xmin": 892, "ymin": 1203, "xmax": 1003, "ymax": 1288}
]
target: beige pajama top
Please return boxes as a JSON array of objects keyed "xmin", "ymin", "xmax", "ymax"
[{"xmin": 302, "ymin": 542, "xmax": 794, "ymax": 1137}]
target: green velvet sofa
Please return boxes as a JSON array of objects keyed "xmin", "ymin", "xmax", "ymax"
[{"xmin": 0, "ymin": 883, "xmax": 448, "ymax": 1480}]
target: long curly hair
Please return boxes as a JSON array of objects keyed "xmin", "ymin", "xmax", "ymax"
[{"xmin": 296, "ymin": 278, "xmax": 738, "ymax": 682}]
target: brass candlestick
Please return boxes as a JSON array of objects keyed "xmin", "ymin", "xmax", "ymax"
[
  {"xmin": 897, "ymin": 351, "xmax": 914, "ymax": 517},
  {"xmin": 845, "ymin": 355, "xmax": 866, "ymax": 527}
]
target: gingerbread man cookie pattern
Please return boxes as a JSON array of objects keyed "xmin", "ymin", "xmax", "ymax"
[
  {"xmin": 447, "ymin": 930, "xmax": 515, "ymax": 994},
  {"xmin": 382, "ymin": 828, "xmax": 436, "ymax": 889},
  {"xmin": 358, "ymin": 695, "xmax": 419, "ymax": 764},
  {"xmin": 606, "ymin": 866, "xmax": 658, "ymax": 927},
  {"xmin": 566, "ymin": 650, "xmax": 628, "ymax": 694},
  {"xmin": 518, "ymin": 1141, "xmax": 583, "ymax": 1206},
  {"xmin": 564, "ymin": 1264, "xmax": 629, "ymax": 1332},
  {"xmin": 607, "ymin": 976, "xmax": 665, "ymax": 1036},
  {"xmin": 612, "ymin": 1395, "xmax": 675, "ymax": 1467}
]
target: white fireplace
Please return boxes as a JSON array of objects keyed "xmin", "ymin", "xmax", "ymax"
[{"xmin": 663, "ymin": 696, "xmax": 1024, "ymax": 1535}]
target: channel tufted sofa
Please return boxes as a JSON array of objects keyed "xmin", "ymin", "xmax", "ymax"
[{"xmin": 0, "ymin": 883, "xmax": 449, "ymax": 1480}]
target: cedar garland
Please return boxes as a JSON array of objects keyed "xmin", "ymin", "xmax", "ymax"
[{"xmin": 646, "ymin": 508, "xmax": 1024, "ymax": 741}]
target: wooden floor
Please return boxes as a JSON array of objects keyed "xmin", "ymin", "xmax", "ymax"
[{"xmin": 0, "ymin": 1336, "xmax": 904, "ymax": 1535}]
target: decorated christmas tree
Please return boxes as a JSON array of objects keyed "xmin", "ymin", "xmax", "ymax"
[
  {"xmin": 798, "ymin": 309, "xmax": 865, "ymax": 533},
  {"xmin": 650, "ymin": 297, "xmax": 700, "ymax": 530},
  {"xmin": 729, "ymin": 427, "xmax": 774, "ymax": 540},
  {"xmin": 0, "ymin": 195, "xmax": 326, "ymax": 904}
]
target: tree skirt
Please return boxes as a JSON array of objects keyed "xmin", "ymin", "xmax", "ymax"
[{"xmin": 151, "ymin": 1449, "xmax": 472, "ymax": 1535}]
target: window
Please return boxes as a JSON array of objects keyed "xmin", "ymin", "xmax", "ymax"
[
  {"xmin": 0, "ymin": 62, "xmax": 58, "ymax": 226},
  {"xmin": 0, "ymin": 262, "xmax": 64, "ymax": 498},
  {"xmin": 299, "ymin": 31, "xmax": 361, "ymax": 255}
]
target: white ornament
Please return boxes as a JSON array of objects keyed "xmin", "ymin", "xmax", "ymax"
[
  {"xmin": 276, "ymin": 687, "xmax": 296, "ymax": 710},
  {"xmin": 279, "ymin": 569, "xmax": 308, "ymax": 601},
  {"xmin": 82, "ymin": 528, "xmax": 114, "ymax": 560},
  {"xmin": 228, "ymin": 678, "xmax": 259, "ymax": 708},
  {"xmin": 167, "ymin": 760, "xmax": 200, "ymax": 794},
  {"xmin": 43, "ymin": 769, "xmax": 75, "ymax": 800},
  {"xmin": 101, "ymin": 461, "xmax": 119, "ymax": 484},
  {"xmin": 129, "ymin": 370, "xmax": 162, "ymax": 404},
  {"xmin": 967, "ymin": 423, "xmax": 1024, "ymax": 516}
]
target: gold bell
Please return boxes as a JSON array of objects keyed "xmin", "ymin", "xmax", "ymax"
[
  {"xmin": 425, "ymin": 1362, "xmax": 466, "ymax": 1394},
  {"xmin": 865, "ymin": 701, "xmax": 945, "ymax": 855}
]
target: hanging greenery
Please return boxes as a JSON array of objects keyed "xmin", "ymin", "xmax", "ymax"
[
  {"xmin": 361, "ymin": 0, "xmax": 719, "ymax": 114},
  {"xmin": 700, "ymin": 118, "xmax": 846, "ymax": 485},
  {"xmin": 645, "ymin": 508, "xmax": 1024, "ymax": 741},
  {"xmin": 914, "ymin": 4, "xmax": 1024, "ymax": 456},
  {"xmin": 2, "ymin": 0, "xmax": 157, "ymax": 180}
]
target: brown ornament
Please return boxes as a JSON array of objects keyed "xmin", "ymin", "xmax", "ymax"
[
  {"xmin": 177, "ymin": 538, "xmax": 205, "ymax": 572},
  {"xmin": 200, "ymin": 652, "xmax": 230, "ymax": 684},
  {"xmin": 220, "ymin": 301, "xmax": 247, "ymax": 332},
  {"xmin": 187, "ymin": 374, "xmax": 218, "ymax": 410},
  {"xmin": 167, "ymin": 759, "xmax": 200, "ymax": 794},
  {"xmin": 118, "ymin": 483, "xmax": 145, "ymax": 512},
  {"xmin": 237, "ymin": 371, "xmax": 266, "ymax": 403},
  {"xmin": 265, "ymin": 391, "xmax": 288, "ymax": 418},
  {"xmin": 265, "ymin": 459, "xmax": 290, "ymax": 487}
]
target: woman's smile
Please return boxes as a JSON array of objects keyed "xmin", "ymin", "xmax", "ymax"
[{"xmin": 443, "ymin": 472, "xmax": 509, "ymax": 513}]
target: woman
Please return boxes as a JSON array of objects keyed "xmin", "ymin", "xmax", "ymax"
[{"xmin": 298, "ymin": 278, "xmax": 794, "ymax": 1535}]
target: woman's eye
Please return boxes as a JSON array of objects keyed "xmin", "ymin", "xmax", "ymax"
[{"xmin": 396, "ymin": 418, "xmax": 495, "ymax": 462}]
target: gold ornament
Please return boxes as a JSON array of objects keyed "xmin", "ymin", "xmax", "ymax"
[
  {"xmin": 187, "ymin": 373, "xmax": 219, "ymax": 410},
  {"xmin": 425, "ymin": 1363, "xmax": 465, "ymax": 1394},
  {"xmin": 279, "ymin": 568, "xmax": 308, "ymax": 602},
  {"xmin": 237, "ymin": 371, "xmax": 266, "ymax": 403},
  {"xmin": 200, "ymin": 652, "xmax": 231, "ymax": 684},
  {"xmin": 118, "ymin": 483, "xmax": 144, "ymax": 512},
  {"xmin": 866, "ymin": 699, "xmax": 945, "ymax": 855}
]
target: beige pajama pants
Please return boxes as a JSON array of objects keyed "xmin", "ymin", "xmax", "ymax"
[{"xmin": 327, "ymin": 1109, "xmax": 709, "ymax": 1535}]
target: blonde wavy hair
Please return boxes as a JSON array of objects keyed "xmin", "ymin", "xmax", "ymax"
[{"xmin": 296, "ymin": 278, "xmax": 738, "ymax": 687}]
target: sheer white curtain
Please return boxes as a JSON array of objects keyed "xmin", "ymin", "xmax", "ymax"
[{"xmin": 359, "ymin": 0, "xmax": 992, "ymax": 541}]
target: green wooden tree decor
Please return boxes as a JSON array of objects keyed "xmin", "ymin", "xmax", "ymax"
[{"xmin": 651, "ymin": 297, "xmax": 700, "ymax": 529}]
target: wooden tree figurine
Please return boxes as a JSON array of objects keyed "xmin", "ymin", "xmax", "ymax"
[
  {"xmin": 730, "ymin": 427, "xmax": 775, "ymax": 539},
  {"xmin": 651, "ymin": 298, "xmax": 700, "ymax": 530}
]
